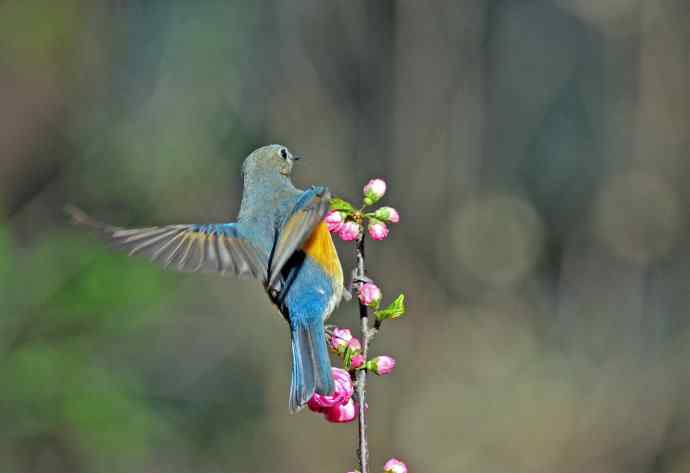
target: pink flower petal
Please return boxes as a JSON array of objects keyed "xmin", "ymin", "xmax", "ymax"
[
  {"xmin": 350, "ymin": 354, "xmax": 365, "ymax": 369},
  {"xmin": 324, "ymin": 398, "xmax": 358, "ymax": 423},
  {"xmin": 329, "ymin": 327, "xmax": 352, "ymax": 353},
  {"xmin": 325, "ymin": 210, "xmax": 345, "ymax": 233},
  {"xmin": 338, "ymin": 221, "xmax": 361, "ymax": 241},
  {"xmin": 368, "ymin": 221, "xmax": 389, "ymax": 240},
  {"xmin": 368, "ymin": 355, "xmax": 396, "ymax": 376},
  {"xmin": 375, "ymin": 206, "xmax": 400, "ymax": 223},
  {"xmin": 307, "ymin": 396, "xmax": 326, "ymax": 413},
  {"xmin": 347, "ymin": 337, "xmax": 362, "ymax": 353},
  {"xmin": 363, "ymin": 178, "xmax": 387, "ymax": 203},
  {"xmin": 383, "ymin": 458, "xmax": 408, "ymax": 473},
  {"xmin": 310, "ymin": 368, "xmax": 354, "ymax": 408},
  {"xmin": 358, "ymin": 282, "xmax": 382, "ymax": 306}
]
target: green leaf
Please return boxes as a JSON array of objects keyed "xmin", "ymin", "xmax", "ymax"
[
  {"xmin": 343, "ymin": 347, "xmax": 353, "ymax": 368},
  {"xmin": 373, "ymin": 293, "xmax": 406, "ymax": 321},
  {"xmin": 330, "ymin": 198, "xmax": 355, "ymax": 213}
]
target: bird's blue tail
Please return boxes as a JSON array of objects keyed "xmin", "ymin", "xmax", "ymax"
[{"xmin": 289, "ymin": 317, "xmax": 334, "ymax": 411}]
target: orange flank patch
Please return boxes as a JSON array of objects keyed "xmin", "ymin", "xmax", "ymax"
[{"xmin": 303, "ymin": 222, "xmax": 343, "ymax": 286}]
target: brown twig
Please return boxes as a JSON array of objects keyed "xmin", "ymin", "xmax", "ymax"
[{"xmin": 355, "ymin": 232, "xmax": 370, "ymax": 473}]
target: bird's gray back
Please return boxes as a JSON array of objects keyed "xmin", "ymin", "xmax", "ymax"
[{"xmin": 237, "ymin": 175, "xmax": 302, "ymax": 254}]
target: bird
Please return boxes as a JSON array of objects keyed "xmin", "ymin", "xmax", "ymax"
[{"xmin": 66, "ymin": 144, "xmax": 346, "ymax": 411}]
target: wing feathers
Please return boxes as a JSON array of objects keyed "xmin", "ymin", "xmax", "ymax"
[
  {"xmin": 267, "ymin": 187, "xmax": 331, "ymax": 292},
  {"xmin": 65, "ymin": 206, "xmax": 267, "ymax": 280}
]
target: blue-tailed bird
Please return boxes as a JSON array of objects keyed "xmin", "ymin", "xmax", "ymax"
[{"xmin": 67, "ymin": 144, "xmax": 346, "ymax": 411}]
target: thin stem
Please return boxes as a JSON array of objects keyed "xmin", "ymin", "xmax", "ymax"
[{"xmin": 355, "ymin": 233, "xmax": 369, "ymax": 473}]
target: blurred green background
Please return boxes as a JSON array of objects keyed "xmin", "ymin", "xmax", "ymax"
[{"xmin": 2, "ymin": 1, "xmax": 690, "ymax": 472}]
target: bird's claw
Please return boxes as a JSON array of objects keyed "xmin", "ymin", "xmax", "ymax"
[
  {"xmin": 352, "ymin": 276, "xmax": 373, "ymax": 285},
  {"xmin": 347, "ymin": 275, "xmax": 373, "ymax": 301}
]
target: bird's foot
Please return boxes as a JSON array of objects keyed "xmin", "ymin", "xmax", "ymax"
[{"xmin": 348, "ymin": 270, "xmax": 373, "ymax": 292}]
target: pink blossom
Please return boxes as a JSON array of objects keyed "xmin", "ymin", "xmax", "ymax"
[
  {"xmin": 358, "ymin": 282, "xmax": 382, "ymax": 307},
  {"xmin": 309, "ymin": 368, "xmax": 353, "ymax": 408},
  {"xmin": 308, "ymin": 369, "xmax": 359, "ymax": 424},
  {"xmin": 307, "ymin": 396, "xmax": 326, "ymax": 413},
  {"xmin": 363, "ymin": 178, "xmax": 386, "ymax": 205},
  {"xmin": 368, "ymin": 221, "xmax": 390, "ymax": 240},
  {"xmin": 383, "ymin": 458, "xmax": 408, "ymax": 473},
  {"xmin": 324, "ymin": 398, "xmax": 358, "ymax": 423},
  {"xmin": 347, "ymin": 337, "xmax": 362, "ymax": 354},
  {"xmin": 374, "ymin": 206, "xmax": 400, "ymax": 223},
  {"xmin": 350, "ymin": 354, "xmax": 365, "ymax": 369},
  {"xmin": 338, "ymin": 221, "xmax": 361, "ymax": 241},
  {"xmin": 367, "ymin": 356, "xmax": 396, "ymax": 376},
  {"xmin": 329, "ymin": 327, "xmax": 352, "ymax": 354},
  {"xmin": 325, "ymin": 210, "xmax": 345, "ymax": 233}
]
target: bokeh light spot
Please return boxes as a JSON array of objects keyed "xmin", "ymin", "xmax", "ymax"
[
  {"xmin": 594, "ymin": 172, "xmax": 682, "ymax": 265},
  {"xmin": 450, "ymin": 194, "xmax": 545, "ymax": 286},
  {"xmin": 553, "ymin": 0, "xmax": 642, "ymax": 35}
]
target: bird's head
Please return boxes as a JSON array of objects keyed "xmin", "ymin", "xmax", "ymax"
[{"xmin": 242, "ymin": 144, "xmax": 301, "ymax": 182}]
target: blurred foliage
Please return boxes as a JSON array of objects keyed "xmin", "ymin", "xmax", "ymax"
[
  {"xmin": 2, "ymin": 0, "xmax": 690, "ymax": 472},
  {"xmin": 0, "ymin": 228, "xmax": 170, "ymax": 468}
]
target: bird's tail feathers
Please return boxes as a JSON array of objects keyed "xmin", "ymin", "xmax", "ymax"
[{"xmin": 289, "ymin": 318, "xmax": 334, "ymax": 412}]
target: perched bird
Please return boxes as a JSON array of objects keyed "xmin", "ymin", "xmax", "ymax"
[{"xmin": 67, "ymin": 144, "xmax": 346, "ymax": 411}]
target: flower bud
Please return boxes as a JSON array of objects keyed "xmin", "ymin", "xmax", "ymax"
[
  {"xmin": 358, "ymin": 282, "xmax": 382, "ymax": 307},
  {"xmin": 329, "ymin": 327, "xmax": 353, "ymax": 354},
  {"xmin": 368, "ymin": 221, "xmax": 389, "ymax": 241},
  {"xmin": 363, "ymin": 178, "xmax": 386, "ymax": 205},
  {"xmin": 383, "ymin": 458, "xmax": 408, "ymax": 473},
  {"xmin": 366, "ymin": 356, "xmax": 396, "ymax": 376},
  {"xmin": 374, "ymin": 206, "xmax": 400, "ymax": 223},
  {"xmin": 338, "ymin": 221, "xmax": 361, "ymax": 241},
  {"xmin": 324, "ymin": 398, "xmax": 358, "ymax": 423},
  {"xmin": 347, "ymin": 337, "xmax": 362, "ymax": 354},
  {"xmin": 325, "ymin": 210, "xmax": 345, "ymax": 233},
  {"xmin": 350, "ymin": 354, "xmax": 365, "ymax": 369},
  {"xmin": 309, "ymin": 368, "xmax": 354, "ymax": 408}
]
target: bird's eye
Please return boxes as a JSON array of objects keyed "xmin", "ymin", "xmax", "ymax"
[{"xmin": 280, "ymin": 148, "xmax": 288, "ymax": 160}]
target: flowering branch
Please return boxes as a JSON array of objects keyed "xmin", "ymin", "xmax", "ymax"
[
  {"xmin": 354, "ymin": 233, "xmax": 370, "ymax": 473},
  {"xmin": 315, "ymin": 179, "xmax": 408, "ymax": 473}
]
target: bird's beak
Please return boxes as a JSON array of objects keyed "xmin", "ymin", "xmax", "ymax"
[{"xmin": 292, "ymin": 155, "xmax": 302, "ymax": 162}]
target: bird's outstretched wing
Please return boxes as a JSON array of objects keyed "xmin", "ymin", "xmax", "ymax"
[
  {"xmin": 65, "ymin": 206, "xmax": 267, "ymax": 280},
  {"xmin": 267, "ymin": 186, "xmax": 330, "ymax": 293}
]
